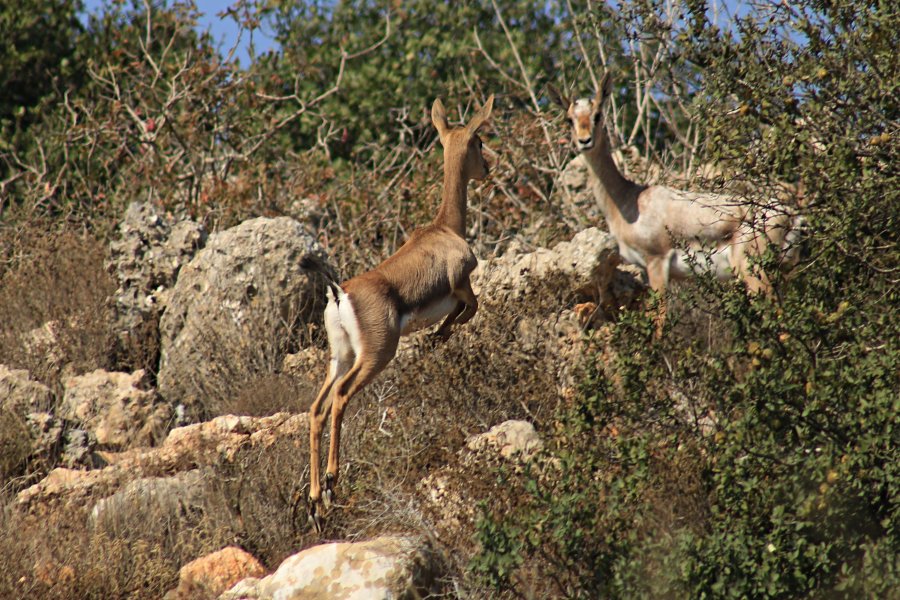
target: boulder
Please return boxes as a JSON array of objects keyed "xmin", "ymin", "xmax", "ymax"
[
  {"xmin": 474, "ymin": 227, "xmax": 643, "ymax": 319},
  {"xmin": 0, "ymin": 367, "xmax": 59, "ymax": 476},
  {"xmin": 419, "ymin": 420, "xmax": 547, "ymax": 540},
  {"xmin": 157, "ymin": 217, "xmax": 330, "ymax": 412},
  {"xmin": 0, "ymin": 364, "xmax": 53, "ymax": 414},
  {"xmin": 59, "ymin": 369, "xmax": 170, "ymax": 450},
  {"xmin": 15, "ymin": 413, "xmax": 307, "ymax": 516},
  {"xmin": 108, "ymin": 201, "xmax": 207, "ymax": 346},
  {"xmin": 221, "ymin": 536, "xmax": 436, "ymax": 600},
  {"xmin": 165, "ymin": 546, "xmax": 266, "ymax": 600},
  {"xmin": 90, "ymin": 469, "xmax": 211, "ymax": 534},
  {"xmin": 465, "ymin": 419, "xmax": 543, "ymax": 461}
]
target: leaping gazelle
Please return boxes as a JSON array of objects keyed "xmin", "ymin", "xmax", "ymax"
[
  {"xmin": 549, "ymin": 72, "xmax": 802, "ymax": 332},
  {"xmin": 300, "ymin": 94, "xmax": 494, "ymax": 530}
]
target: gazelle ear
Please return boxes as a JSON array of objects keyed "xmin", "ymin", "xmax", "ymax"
[
  {"xmin": 432, "ymin": 98, "xmax": 450, "ymax": 142},
  {"xmin": 599, "ymin": 72, "xmax": 612, "ymax": 104},
  {"xmin": 547, "ymin": 84, "xmax": 571, "ymax": 111},
  {"xmin": 466, "ymin": 94, "xmax": 494, "ymax": 134}
]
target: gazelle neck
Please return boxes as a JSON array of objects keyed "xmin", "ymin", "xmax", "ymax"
[
  {"xmin": 434, "ymin": 162, "xmax": 469, "ymax": 236},
  {"xmin": 584, "ymin": 133, "xmax": 639, "ymax": 221}
]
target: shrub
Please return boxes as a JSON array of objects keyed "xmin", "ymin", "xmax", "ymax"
[{"xmin": 471, "ymin": 1, "xmax": 898, "ymax": 597}]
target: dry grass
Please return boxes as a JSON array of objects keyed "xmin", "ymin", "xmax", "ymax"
[
  {"xmin": 0, "ymin": 483, "xmax": 234, "ymax": 600},
  {"xmin": 0, "ymin": 224, "xmax": 116, "ymax": 395}
]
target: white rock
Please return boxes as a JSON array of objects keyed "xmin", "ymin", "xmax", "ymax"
[{"xmin": 220, "ymin": 536, "xmax": 435, "ymax": 600}]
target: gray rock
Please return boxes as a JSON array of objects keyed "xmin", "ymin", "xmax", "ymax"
[
  {"xmin": 0, "ymin": 364, "xmax": 53, "ymax": 414},
  {"xmin": 220, "ymin": 536, "xmax": 436, "ymax": 600},
  {"xmin": 90, "ymin": 469, "xmax": 211, "ymax": 534},
  {"xmin": 465, "ymin": 420, "xmax": 543, "ymax": 461},
  {"xmin": 108, "ymin": 201, "xmax": 207, "ymax": 347},
  {"xmin": 157, "ymin": 217, "xmax": 330, "ymax": 413},
  {"xmin": 474, "ymin": 227, "xmax": 641, "ymax": 317},
  {"xmin": 0, "ymin": 367, "xmax": 57, "ymax": 477},
  {"xmin": 25, "ymin": 412, "xmax": 65, "ymax": 464},
  {"xmin": 419, "ymin": 420, "xmax": 547, "ymax": 539},
  {"xmin": 61, "ymin": 428, "xmax": 93, "ymax": 467}
]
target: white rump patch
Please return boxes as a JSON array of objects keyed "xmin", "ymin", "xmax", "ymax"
[{"xmin": 323, "ymin": 295, "xmax": 360, "ymax": 377}]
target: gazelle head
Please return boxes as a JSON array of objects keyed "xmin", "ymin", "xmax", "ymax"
[
  {"xmin": 549, "ymin": 72, "xmax": 613, "ymax": 153},
  {"xmin": 431, "ymin": 95, "xmax": 494, "ymax": 181}
]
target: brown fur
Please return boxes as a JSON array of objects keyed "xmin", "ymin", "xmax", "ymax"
[{"xmin": 305, "ymin": 95, "xmax": 494, "ymax": 529}]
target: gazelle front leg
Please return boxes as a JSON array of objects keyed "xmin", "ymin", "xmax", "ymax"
[
  {"xmin": 646, "ymin": 256, "xmax": 669, "ymax": 338},
  {"xmin": 432, "ymin": 279, "xmax": 478, "ymax": 341}
]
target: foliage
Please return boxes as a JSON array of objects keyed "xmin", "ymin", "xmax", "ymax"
[
  {"xmin": 264, "ymin": 0, "xmax": 568, "ymax": 155},
  {"xmin": 0, "ymin": 0, "xmax": 896, "ymax": 597},
  {"xmin": 0, "ymin": 0, "xmax": 84, "ymax": 154},
  {"xmin": 472, "ymin": 1, "xmax": 899, "ymax": 598}
]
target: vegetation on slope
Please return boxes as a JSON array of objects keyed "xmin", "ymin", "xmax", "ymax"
[{"xmin": 0, "ymin": 0, "xmax": 896, "ymax": 598}]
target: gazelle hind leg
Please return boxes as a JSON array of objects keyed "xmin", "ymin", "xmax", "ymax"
[
  {"xmin": 324, "ymin": 331, "xmax": 399, "ymax": 507},
  {"xmin": 308, "ymin": 305, "xmax": 355, "ymax": 529}
]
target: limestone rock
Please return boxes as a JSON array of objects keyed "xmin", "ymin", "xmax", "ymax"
[
  {"xmin": 60, "ymin": 428, "xmax": 94, "ymax": 468},
  {"xmin": 281, "ymin": 346, "xmax": 327, "ymax": 386},
  {"xmin": 157, "ymin": 217, "xmax": 330, "ymax": 411},
  {"xmin": 165, "ymin": 546, "xmax": 266, "ymax": 600},
  {"xmin": 419, "ymin": 420, "xmax": 546, "ymax": 540},
  {"xmin": 556, "ymin": 153, "xmax": 600, "ymax": 225},
  {"xmin": 24, "ymin": 412, "xmax": 65, "ymax": 465},
  {"xmin": 90, "ymin": 469, "xmax": 211, "ymax": 533},
  {"xmin": 474, "ymin": 227, "xmax": 642, "ymax": 319},
  {"xmin": 465, "ymin": 420, "xmax": 543, "ymax": 461},
  {"xmin": 15, "ymin": 413, "xmax": 307, "ymax": 516},
  {"xmin": 220, "ymin": 536, "xmax": 436, "ymax": 600},
  {"xmin": 59, "ymin": 369, "xmax": 170, "ymax": 450},
  {"xmin": 0, "ymin": 367, "xmax": 59, "ymax": 476},
  {"xmin": 108, "ymin": 201, "xmax": 207, "ymax": 346},
  {"xmin": 0, "ymin": 364, "xmax": 53, "ymax": 414}
]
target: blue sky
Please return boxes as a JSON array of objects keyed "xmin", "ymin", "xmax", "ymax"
[
  {"xmin": 80, "ymin": 0, "xmax": 279, "ymax": 66},
  {"xmin": 79, "ymin": 0, "xmax": 763, "ymax": 66}
]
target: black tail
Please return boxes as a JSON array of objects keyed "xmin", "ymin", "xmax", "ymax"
[{"xmin": 300, "ymin": 255, "xmax": 342, "ymax": 300}]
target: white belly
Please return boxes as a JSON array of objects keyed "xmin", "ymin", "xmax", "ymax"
[
  {"xmin": 399, "ymin": 296, "xmax": 458, "ymax": 336},
  {"xmin": 617, "ymin": 241, "xmax": 646, "ymax": 269}
]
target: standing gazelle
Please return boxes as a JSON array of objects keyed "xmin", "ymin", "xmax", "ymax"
[
  {"xmin": 301, "ymin": 95, "xmax": 494, "ymax": 530},
  {"xmin": 550, "ymin": 73, "xmax": 801, "ymax": 332}
]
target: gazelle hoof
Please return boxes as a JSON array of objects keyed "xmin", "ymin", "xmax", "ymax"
[
  {"xmin": 307, "ymin": 503, "xmax": 324, "ymax": 534},
  {"xmin": 323, "ymin": 473, "xmax": 337, "ymax": 508}
]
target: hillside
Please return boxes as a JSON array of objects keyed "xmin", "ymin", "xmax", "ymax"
[{"xmin": 0, "ymin": 1, "xmax": 896, "ymax": 598}]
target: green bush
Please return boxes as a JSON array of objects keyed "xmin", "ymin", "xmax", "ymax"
[{"xmin": 472, "ymin": 1, "xmax": 898, "ymax": 597}]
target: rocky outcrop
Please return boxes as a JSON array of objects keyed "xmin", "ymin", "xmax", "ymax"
[
  {"xmin": 157, "ymin": 217, "xmax": 331, "ymax": 412},
  {"xmin": 464, "ymin": 419, "xmax": 544, "ymax": 461},
  {"xmin": 0, "ymin": 366, "xmax": 60, "ymax": 477},
  {"xmin": 0, "ymin": 364, "xmax": 53, "ymax": 414},
  {"xmin": 108, "ymin": 201, "xmax": 207, "ymax": 348},
  {"xmin": 59, "ymin": 369, "xmax": 170, "ymax": 450},
  {"xmin": 419, "ymin": 420, "xmax": 547, "ymax": 540},
  {"xmin": 15, "ymin": 413, "xmax": 307, "ymax": 516},
  {"xmin": 221, "ymin": 536, "xmax": 436, "ymax": 600},
  {"xmin": 474, "ymin": 227, "xmax": 643, "ymax": 319},
  {"xmin": 90, "ymin": 468, "xmax": 212, "ymax": 534},
  {"xmin": 165, "ymin": 546, "xmax": 266, "ymax": 600}
]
